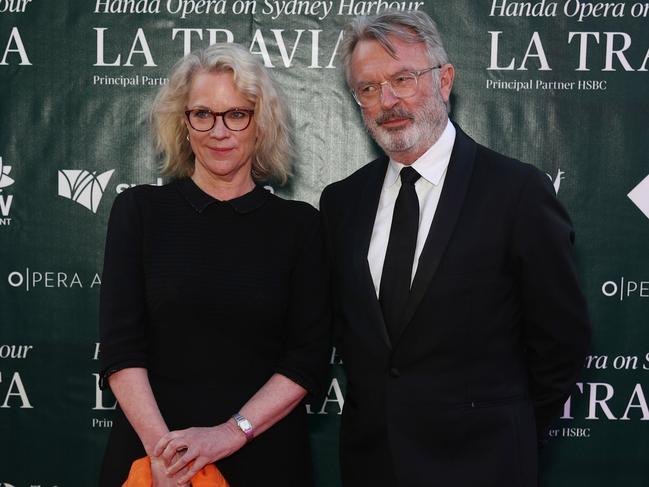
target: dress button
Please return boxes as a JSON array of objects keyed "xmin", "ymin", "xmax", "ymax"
[{"xmin": 389, "ymin": 367, "xmax": 400, "ymax": 378}]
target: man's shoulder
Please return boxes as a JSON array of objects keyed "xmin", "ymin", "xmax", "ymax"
[
  {"xmin": 471, "ymin": 137, "xmax": 543, "ymax": 188},
  {"xmin": 321, "ymin": 156, "xmax": 386, "ymax": 203},
  {"xmin": 449, "ymin": 122, "xmax": 539, "ymax": 180}
]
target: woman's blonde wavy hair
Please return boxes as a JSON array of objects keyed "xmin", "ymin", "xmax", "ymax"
[{"xmin": 151, "ymin": 43, "xmax": 293, "ymax": 184}]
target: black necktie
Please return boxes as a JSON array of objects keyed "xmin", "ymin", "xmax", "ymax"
[{"xmin": 379, "ymin": 166, "xmax": 421, "ymax": 343}]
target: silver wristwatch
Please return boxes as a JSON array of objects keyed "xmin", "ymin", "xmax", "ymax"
[{"xmin": 232, "ymin": 413, "xmax": 255, "ymax": 442}]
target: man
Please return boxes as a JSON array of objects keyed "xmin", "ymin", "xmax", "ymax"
[{"xmin": 319, "ymin": 10, "xmax": 591, "ymax": 487}]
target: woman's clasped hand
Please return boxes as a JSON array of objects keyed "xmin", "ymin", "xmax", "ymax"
[{"xmin": 153, "ymin": 422, "xmax": 246, "ymax": 485}]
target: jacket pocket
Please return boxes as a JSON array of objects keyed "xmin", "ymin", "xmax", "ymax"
[{"xmin": 458, "ymin": 395, "xmax": 526, "ymax": 410}]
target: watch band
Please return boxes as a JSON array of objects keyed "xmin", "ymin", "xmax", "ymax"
[{"xmin": 232, "ymin": 413, "xmax": 255, "ymax": 442}]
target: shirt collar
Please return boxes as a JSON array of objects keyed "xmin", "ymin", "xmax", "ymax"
[
  {"xmin": 176, "ymin": 177, "xmax": 270, "ymax": 214},
  {"xmin": 385, "ymin": 119, "xmax": 456, "ymax": 187}
]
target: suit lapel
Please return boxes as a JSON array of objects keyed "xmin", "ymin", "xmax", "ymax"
[
  {"xmin": 352, "ymin": 156, "xmax": 392, "ymax": 349},
  {"xmin": 394, "ymin": 124, "xmax": 477, "ymax": 344}
]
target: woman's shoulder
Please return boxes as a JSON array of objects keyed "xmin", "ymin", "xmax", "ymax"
[
  {"xmin": 107, "ymin": 182, "xmax": 182, "ymax": 225},
  {"xmin": 265, "ymin": 190, "xmax": 318, "ymax": 220},
  {"xmin": 113, "ymin": 180, "xmax": 178, "ymax": 205}
]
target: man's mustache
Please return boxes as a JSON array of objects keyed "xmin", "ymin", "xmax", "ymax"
[{"xmin": 375, "ymin": 108, "xmax": 415, "ymax": 126}]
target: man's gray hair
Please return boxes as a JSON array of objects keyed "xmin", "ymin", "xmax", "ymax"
[{"xmin": 340, "ymin": 9, "xmax": 450, "ymax": 86}]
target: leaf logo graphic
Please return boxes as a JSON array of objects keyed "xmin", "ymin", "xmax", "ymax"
[{"xmin": 58, "ymin": 169, "xmax": 115, "ymax": 213}]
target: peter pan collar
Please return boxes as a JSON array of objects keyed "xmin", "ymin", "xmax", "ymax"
[{"xmin": 176, "ymin": 177, "xmax": 270, "ymax": 214}]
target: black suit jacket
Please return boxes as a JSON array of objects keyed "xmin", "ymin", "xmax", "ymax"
[{"xmin": 319, "ymin": 124, "xmax": 591, "ymax": 487}]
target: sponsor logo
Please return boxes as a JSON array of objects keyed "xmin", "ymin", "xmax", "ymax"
[
  {"xmin": 628, "ymin": 174, "xmax": 649, "ymax": 220},
  {"xmin": 601, "ymin": 278, "xmax": 649, "ymax": 300},
  {"xmin": 7, "ymin": 268, "xmax": 101, "ymax": 291},
  {"xmin": 0, "ymin": 157, "xmax": 15, "ymax": 225},
  {"xmin": 58, "ymin": 169, "xmax": 115, "ymax": 213},
  {"xmin": 0, "ymin": 157, "xmax": 15, "ymax": 189},
  {"xmin": 548, "ymin": 427, "xmax": 591, "ymax": 438},
  {"xmin": 57, "ymin": 168, "xmax": 164, "ymax": 214},
  {"xmin": 116, "ymin": 176, "xmax": 163, "ymax": 194},
  {"xmin": 547, "ymin": 168, "xmax": 565, "ymax": 194}
]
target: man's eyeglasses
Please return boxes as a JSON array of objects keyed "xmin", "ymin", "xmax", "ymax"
[
  {"xmin": 185, "ymin": 108, "xmax": 254, "ymax": 132},
  {"xmin": 352, "ymin": 66, "xmax": 442, "ymax": 108}
]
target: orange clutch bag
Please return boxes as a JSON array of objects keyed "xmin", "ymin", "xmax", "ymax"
[{"xmin": 122, "ymin": 456, "xmax": 229, "ymax": 487}]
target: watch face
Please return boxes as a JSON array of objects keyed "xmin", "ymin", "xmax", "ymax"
[{"xmin": 233, "ymin": 413, "xmax": 254, "ymax": 440}]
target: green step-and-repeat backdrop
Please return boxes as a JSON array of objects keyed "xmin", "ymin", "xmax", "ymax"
[{"xmin": 1, "ymin": 0, "xmax": 648, "ymax": 485}]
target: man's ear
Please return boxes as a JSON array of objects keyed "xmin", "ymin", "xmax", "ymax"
[{"xmin": 438, "ymin": 64, "xmax": 455, "ymax": 104}]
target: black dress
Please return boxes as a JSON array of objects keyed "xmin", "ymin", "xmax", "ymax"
[{"xmin": 98, "ymin": 178, "xmax": 330, "ymax": 487}]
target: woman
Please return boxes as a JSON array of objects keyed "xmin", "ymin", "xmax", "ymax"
[{"xmin": 99, "ymin": 43, "xmax": 330, "ymax": 486}]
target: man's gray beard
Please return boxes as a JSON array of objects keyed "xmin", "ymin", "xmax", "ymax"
[{"xmin": 363, "ymin": 93, "xmax": 447, "ymax": 157}]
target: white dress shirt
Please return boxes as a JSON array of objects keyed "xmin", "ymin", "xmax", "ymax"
[{"xmin": 368, "ymin": 121, "xmax": 456, "ymax": 296}]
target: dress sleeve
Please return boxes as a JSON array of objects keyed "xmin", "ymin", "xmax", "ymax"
[
  {"xmin": 319, "ymin": 184, "xmax": 345, "ymax": 350},
  {"xmin": 98, "ymin": 188, "xmax": 149, "ymax": 388},
  {"xmin": 512, "ymin": 166, "xmax": 591, "ymax": 439},
  {"xmin": 274, "ymin": 207, "xmax": 332, "ymax": 401}
]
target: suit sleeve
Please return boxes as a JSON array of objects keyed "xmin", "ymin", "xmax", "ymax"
[
  {"xmin": 98, "ymin": 189, "xmax": 149, "ymax": 388},
  {"xmin": 512, "ymin": 167, "xmax": 591, "ymax": 440}
]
